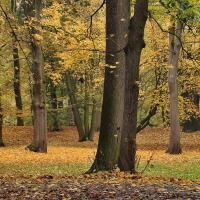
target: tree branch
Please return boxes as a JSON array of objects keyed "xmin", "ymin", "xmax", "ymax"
[
  {"xmin": 87, "ymin": 0, "xmax": 106, "ymax": 36},
  {"xmin": 136, "ymin": 103, "xmax": 159, "ymax": 133},
  {"xmin": 0, "ymin": 4, "xmax": 31, "ymax": 68},
  {"xmin": 149, "ymin": 11, "xmax": 192, "ymax": 60}
]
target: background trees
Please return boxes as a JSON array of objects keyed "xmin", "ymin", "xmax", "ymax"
[
  {"xmin": 166, "ymin": 20, "xmax": 182, "ymax": 154},
  {"xmin": 22, "ymin": 0, "xmax": 47, "ymax": 153}
]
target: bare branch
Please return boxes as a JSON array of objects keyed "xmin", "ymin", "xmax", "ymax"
[
  {"xmin": 0, "ymin": 4, "xmax": 31, "ymax": 68},
  {"xmin": 149, "ymin": 11, "xmax": 192, "ymax": 60},
  {"xmin": 87, "ymin": 0, "xmax": 106, "ymax": 36}
]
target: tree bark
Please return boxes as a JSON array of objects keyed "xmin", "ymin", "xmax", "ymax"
[
  {"xmin": 118, "ymin": 0, "xmax": 149, "ymax": 173},
  {"xmin": 49, "ymin": 80, "xmax": 60, "ymax": 131},
  {"xmin": 65, "ymin": 71, "xmax": 86, "ymax": 141},
  {"xmin": 0, "ymin": 92, "xmax": 5, "ymax": 147},
  {"xmin": 87, "ymin": 0, "xmax": 129, "ymax": 173},
  {"xmin": 67, "ymin": 98, "xmax": 75, "ymax": 125},
  {"xmin": 166, "ymin": 21, "xmax": 182, "ymax": 154},
  {"xmin": 13, "ymin": 42, "xmax": 24, "ymax": 126},
  {"xmin": 88, "ymin": 98, "xmax": 98, "ymax": 141},
  {"xmin": 182, "ymin": 92, "xmax": 200, "ymax": 132},
  {"xmin": 84, "ymin": 72, "xmax": 90, "ymax": 137},
  {"xmin": 22, "ymin": 0, "xmax": 47, "ymax": 153},
  {"xmin": 11, "ymin": 0, "xmax": 24, "ymax": 126}
]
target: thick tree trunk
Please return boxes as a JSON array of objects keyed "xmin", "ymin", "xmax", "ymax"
[
  {"xmin": 87, "ymin": 0, "xmax": 129, "ymax": 173},
  {"xmin": 65, "ymin": 71, "xmax": 86, "ymax": 141},
  {"xmin": 22, "ymin": 0, "xmax": 47, "ymax": 153},
  {"xmin": 118, "ymin": 0, "xmax": 149, "ymax": 173},
  {"xmin": 13, "ymin": 42, "xmax": 24, "ymax": 126},
  {"xmin": 166, "ymin": 21, "xmax": 182, "ymax": 154}
]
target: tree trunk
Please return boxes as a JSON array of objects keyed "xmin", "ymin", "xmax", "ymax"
[
  {"xmin": 87, "ymin": 0, "xmax": 129, "ymax": 173},
  {"xmin": 11, "ymin": 0, "xmax": 24, "ymax": 126},
  {"xmin": 22, "ymin": 0, "xmax": 47, "ymax": 153},
  {"xmin": 0, "ymin": 92, "xmax": 5, "ymax": 147},
  {"xmin": 166, "ymin": 21, "xmax": 182, "ymax": 154},
  {"xmin": 13, "ymin": 42, "xmax": 24, "ymax": 126},
  {"xmin": 65, "ymin": 71, "xmax": 86, "ymax": 141},
  {"xmin": 118, "ymin": 0, "xmax": 149, "ymax": 173},
  {"xmin": 182, "ymin": 92, "xmax": 200, "ymax": 132},
  {"xmin": 49, "ymin": 80, "xmax": 60, "ymax": 131},
  {"xmin": 67, "ymin": 98, "xmax": 75, "ymax": 125},
  {"xmin": 88, "ymin": 98, "xmax": 98, "ymax": 141},
  {"xmin": 84, "ymin": 72, "xmax": 90, "ymax": 137}
]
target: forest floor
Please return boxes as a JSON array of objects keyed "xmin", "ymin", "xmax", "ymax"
[{"xmin": 0, "ymin": 126, "xmax": 200, "ymax": 199}]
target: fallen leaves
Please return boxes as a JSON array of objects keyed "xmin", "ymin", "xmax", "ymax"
[
  {"xmin": 1, "ymin": 126, "xmax": 200, "ymax": 199},
  {"xmin": 1, "ymin": 126, "xmax": 200, "ymax": 168},
  {"xmin": 1, "ymin": 173, "xmax": 200, "ymax": 199}
]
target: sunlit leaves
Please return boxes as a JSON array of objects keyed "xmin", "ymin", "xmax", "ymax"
[{"xmin": 1, "ymin": 126, "xmax": 200, "ymax": 181}]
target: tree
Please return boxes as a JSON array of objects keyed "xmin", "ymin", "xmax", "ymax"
[
  {"xmin": 47, "ymin": 79, "xmax": 60, "ymax": 131},
  {"xmin": 12, "ymin": 41, "xmax": 24, "ymax": 126},
  {"xmin": 0, "ymin": 92, "xmax": 5, "ymax": 147},
  {"xmin": 158, "ymin": 0, "xmax": 200, "ymax": 153},
  {"xmin": 118, "ymin": 0, "xmax": 149, "ymax": 172},
  {"xmin": 11, "ymin": 0, "xmax": 24, "ymax": 126},
  {"xmin": 87, "ymin": 0, "xmax": 129, "ymax": 173},
  {"xmin": 166, "ymin": 20, "xmax": 182, "ymax": 154},
  {"xmin": 65, "ymin": 71, "xmax": 86, "ymax": 141},
  {"xmin": 182, "ymin": 92, "xmax": 200, "ymax": 132},
  {"xmin": 41, "ymin": 0, "xmax": 104, "ymax": 141},
  {"xmin": 22, "ymin": 0, "xmax": 47, "ymax": 153}
]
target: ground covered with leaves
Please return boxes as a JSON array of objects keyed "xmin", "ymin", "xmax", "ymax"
[
  {"xmin": 1, "ymin": 173, "xmax": 200, "ymax": 199},
  {"xmin": 1, "ymin": 126, "xmax": 200, "ymax": 199}
]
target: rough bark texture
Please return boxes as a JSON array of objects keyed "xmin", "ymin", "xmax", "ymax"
[
  {"xmin": 22, "ymin": 0, "xmax": 47, "ymax": 153},
  {"xmin": 13, "ymin": 43, "xmax": 24, "ymax": 126},
  {"xmin": 65, "ymin": 72, "xmax": 86, "ymax": 141},
  {"xmin": 166, "ymin": 21, "xmax": 182, "ymax": 154},
  {"xmin": 87, "ymin": 0, "xmax": 129, "ymax": 173},
  {"xmin": 118, "ymin": 0, "xmax": 149, "ymax": 173}
]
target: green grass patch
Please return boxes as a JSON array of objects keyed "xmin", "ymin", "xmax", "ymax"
[
  {"xmin": 1, "ymin": 161, "xmax": 200, "ymax": 180},
  {"xmin": 0, "ymin": 162, "xmax": 92, "ymax": 178},
  {"xmin": 138, "ymin": 161, "xmax": 200, "ymax": 180}
]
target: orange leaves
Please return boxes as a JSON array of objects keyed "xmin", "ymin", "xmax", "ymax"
[
  {"xmin": 0, "ymin": 126, "xmax": 97, "ymax": 164},
  {"xmin": 0, "ymin": 146, "xmax": 96, "ymax": 164},
  {"xmin": 1, "ymin": 126, "xmax": 200, "ymax": 166}
]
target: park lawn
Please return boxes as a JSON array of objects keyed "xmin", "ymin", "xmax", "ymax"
[{"xmin": 0, "ymin": 126, "xmax": 200, "ymax": 180}]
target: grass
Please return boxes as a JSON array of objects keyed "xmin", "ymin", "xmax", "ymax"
[
  {"xmin": 0, "ymin": 126, "xmax": 200, "ymax": 180},
  {"xmin": 0, "ymin": 162, "xmax": 92, "ymax": 178},
  {"xmin": 138, "ymin": 161, "xmax": 200, "ymax": 180}
]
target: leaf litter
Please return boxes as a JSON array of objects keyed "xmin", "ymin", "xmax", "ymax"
[{"xmin": 0, "ymin": 126, "xmax": 200, "ymax": 199}]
